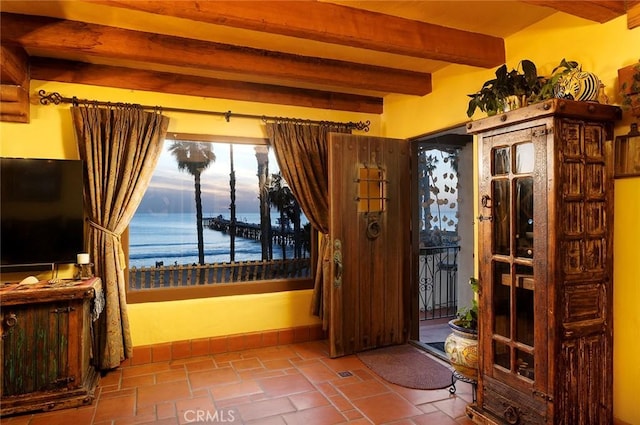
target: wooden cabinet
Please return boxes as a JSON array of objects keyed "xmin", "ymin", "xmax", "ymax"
[
  {"xmin": 466, "ymin": 99, "xmax": 621, "ymax": 425},
  {"xmin": 0, "ymin": 278, "xmax": 102, "ymax": 416}
]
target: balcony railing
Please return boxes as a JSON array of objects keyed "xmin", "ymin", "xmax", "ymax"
[
  {"xmin": 419, "ymin": 245, "xmax": 460, "ymax": 321},
  {"xmin": 129, "ymin": 258, "xmax": 311, "ymax": 289}
]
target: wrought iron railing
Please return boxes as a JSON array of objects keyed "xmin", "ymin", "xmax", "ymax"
[
  {"xmin": 129, "ymin": 258, "xmax": 311, "ymax": 289},
  {"xmin": 419, "ymin": 245, "xmax": 460, "ymax": 320}
]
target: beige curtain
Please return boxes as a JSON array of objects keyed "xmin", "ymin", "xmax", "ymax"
[
  {"xmin": 266, "ymin": 122, "xmax": 350, "ymax": 330},
  {"xmin": 72, "ymin": 105, "xmax": 169, "ymax": 370}
]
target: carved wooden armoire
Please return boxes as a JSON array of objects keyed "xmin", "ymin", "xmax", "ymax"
[{"xmin": 466, "ymin": 99, "xmax": 621, "ymax": 425}]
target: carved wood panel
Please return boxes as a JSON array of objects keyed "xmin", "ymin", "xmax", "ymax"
[
  {"xmin": 557, "ymin": 335, "xmax": 611, "ymax": 424},
  {"xmin": 555, "ymin": 119, "xmax": 613, "ymax": 424},
  {"xmin": 559, "ymin": 123, "xmax": 611, "ymax": 277}
]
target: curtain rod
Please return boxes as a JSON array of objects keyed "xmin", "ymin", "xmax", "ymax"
[{"xmin": 38, "ymin": 90, "xmax": 370, "ymax": 132}]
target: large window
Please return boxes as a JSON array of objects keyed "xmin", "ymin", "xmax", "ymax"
[{"xmin": 126, "ymin": 134, "xmax": 313, "ymax": 303}]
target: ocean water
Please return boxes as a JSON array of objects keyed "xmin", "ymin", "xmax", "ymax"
[{"xmin": 129, "ymin": 212, "xmax": 304, "ymax": 268}]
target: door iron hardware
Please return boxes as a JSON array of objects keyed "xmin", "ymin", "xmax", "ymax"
[
  {"xmin": 3, "ymin": 313, "xmax": 17, "ymax": 328},
  {"xmin": 532, "ymin": 128, "xmax": 551, "ymax": 137},
  {"xmin": 333, "ymin": 239, "xmax": 343, "ymax": 288},
  {"xmin": 532, "ymin": 389, "xmax": 554, "ymax": 401},
  {"xmin": 52, "ymin": 376, "xmax": 76, "ymax": 386},
  {"xmin": 481, "ymin": 194, "xmax": 492, "ymax": 208},
  {"xmin": 503, "ymin": 405, "xmax": 520, "ymax": 424},
  {"xmin": 51, "ymin": 307, "xmax": 75, "ymax": 314},
  {"xmin": 366, "ymin": 218, "xmax": 381, "ymax": 240}
]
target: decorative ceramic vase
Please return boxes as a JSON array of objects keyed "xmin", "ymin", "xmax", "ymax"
[
  {"xmin": 444, "ymin": 319, "xmax": 478, "ymax": 380},
  {"xmin": 554, "ymin": 69, "xmax": 601, "ymax": 102}
]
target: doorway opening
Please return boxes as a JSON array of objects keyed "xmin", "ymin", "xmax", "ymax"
[{"xmin": 410, "ymin": 128, "xmax": 474, "ymax": 360}]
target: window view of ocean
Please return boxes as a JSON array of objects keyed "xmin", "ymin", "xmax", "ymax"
[{"xmin": 129, "ymin": 212, "xmax": 303, "ymax": 268}]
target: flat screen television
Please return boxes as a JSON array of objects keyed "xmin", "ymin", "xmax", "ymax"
[{"xmin": 1, "ymin": 158, "xmax": 85, "ymax": 271}]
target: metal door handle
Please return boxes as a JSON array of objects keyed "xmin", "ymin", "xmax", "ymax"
[
  {"xmin": 503, "ymin": 405, "xmax": 519, "ymax": 424},
  {"xmin": 334, "ymin": 239, "xmax": 343, "ymax": 288},
  {"xmin": 3, "ymin": 313, "xmax": 17, "ymax": 328}
]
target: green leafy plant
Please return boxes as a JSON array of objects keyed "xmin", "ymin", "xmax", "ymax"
[
  {"xmin": 530, "ymin": 58, "xmax": 581, "ymax": 103},
  {"xmin": 467, "ymin": 59, "xmax": 597, "ymax": 118},
  {"xmin": 455, "ymin": 277, "xmax": 479, "ymax": 330},
  {"xmin": 467, "ymin": 60, "xmax": 540, "ymax": 117},
  {"xmin": 619, "ymin": 60, "xmax": 640, "ymax": 115}
]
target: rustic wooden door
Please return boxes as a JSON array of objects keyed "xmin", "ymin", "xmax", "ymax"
[{"xmin": 328, "ymin": 133, "xmax": 410, "ymax": 358}]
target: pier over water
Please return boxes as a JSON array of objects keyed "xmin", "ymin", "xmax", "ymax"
[{"xmin": 203, "ymin": 215, "xmax": 297, "ymax": 246}]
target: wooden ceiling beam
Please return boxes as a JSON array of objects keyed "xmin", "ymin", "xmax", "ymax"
[
  {"xmin": 628, "ymin": 1, "xmax": 640, "ymax": 29},
  {"xmin": 30, "ymin": 58, "xmax": 384, "ymax": 114},
  {"xmin": 520, "ymin": 0, "xmax": 626, "ymax": 23},
  {"xmin": 1, "ymin": 44, "xmax": 29, "ymax": 86},
  {"xmin": 0, "ymin": 45, "xmax": 30, "ymax": 123},
  {"xmin": 88, "ymin": 0, "xmax": 505, "ymax": 69},
  {"xmin": 0, "ymin": 13, "xmax": 431, "ymax": 96}
]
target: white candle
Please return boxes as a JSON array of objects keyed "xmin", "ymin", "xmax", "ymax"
[{"xmin": 77, "ymin": 253, "xmax": 90, "ymax": 265}]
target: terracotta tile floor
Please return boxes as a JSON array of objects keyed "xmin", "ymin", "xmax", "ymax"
[{"xmin": 2, "ymin": 341, "xmax": 475, "ymax": 425}]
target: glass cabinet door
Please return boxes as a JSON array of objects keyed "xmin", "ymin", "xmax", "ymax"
[{"xmin": 480, "ymin": 128, "xmax": 543, "ymax": 389}]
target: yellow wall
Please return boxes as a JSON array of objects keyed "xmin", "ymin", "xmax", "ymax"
[
  {"xmin": 1, "ymin": 11, "xmax": 639, "ymax": 423},
  {"xmin": 382, "ymin": 13, "xmax": 639, "ymax": 424},
  {"xmin": 128, "ymin": 290, "xmax": 321, "ymax": 346},
  {"xmin": 613, "ymin": 179, "xmax": 640, "ymax": 424}
]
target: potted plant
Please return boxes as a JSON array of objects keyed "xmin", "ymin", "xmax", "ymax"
[
  {"xmin": 467, "ymin": 59, "xmax": 605, "ymax": 119},
  {"xmin": 453, "ymin": 277, "xmax": 478, "ymax": 329},
  {"xmin": 619, "ymin": 60, "xmax": 640, "ymax": 117},
  {"xmin": 444, "ymin": 277, "xmax": 479, "ymax": 380},
  {"xmin": 537, "ymin": 58, "xmax": 601, "ymax": 103},
  {"xmin": 466, "ymin": 60, "xmax": 541, "ymax": 117}
]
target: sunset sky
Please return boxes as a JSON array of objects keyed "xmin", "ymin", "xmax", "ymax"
[{"xmin": 137, "ymin": 141, "xmax": 281, "ymax": 215}]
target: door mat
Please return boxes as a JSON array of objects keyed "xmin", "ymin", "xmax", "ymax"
[{"xmin": 357, "ymin": 344, "xmax": 453, "ymax": 390}]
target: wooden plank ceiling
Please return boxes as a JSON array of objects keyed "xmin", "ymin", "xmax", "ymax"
[{"xmin": 0, "ymin": 0, "xmax": 634, "ymax": 118}]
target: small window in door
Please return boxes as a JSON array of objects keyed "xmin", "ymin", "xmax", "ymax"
[{"xmin": 357, "ymin": 166, "xmax": 386, "ymax": 213}]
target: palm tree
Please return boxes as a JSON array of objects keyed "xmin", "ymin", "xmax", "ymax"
[
  {"xmin": 268, "ymin": 173, "xmax": 302, "ymax": 261},
  {"xmin": 255, "ymin": 146, "xmax": 271, "ymax": 260},
  {"xmin": 289, "ymin": 196, "xmax": 302, "ymax": 258},
  {"xmin": 169, "ymin": 141, "xmax": 215, "ymax": 268},
  {"xmin": 229, "ymin": 144, "xmax": 236, "ymax": 262}
]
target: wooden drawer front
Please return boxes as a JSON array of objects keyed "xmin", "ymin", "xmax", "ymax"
[
  {"xmin": 483, "ymin": 379, "xmax": 547, "ymax": 425},
  {"xmin": 563, "ymin": 284, "xmax": 604, "ymax": 325},
  {"xmin": 2, "ymin": 302, "xmax": 73, "ymax": 396}
]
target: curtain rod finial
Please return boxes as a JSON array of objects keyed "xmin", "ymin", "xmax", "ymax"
[
  {"xmin": 38, "ymin": 90, "xmax": 63, "ymax": 106},
  {"xmin": 353, "ymin": 120, "xmax": 371, "ymax": 132}
]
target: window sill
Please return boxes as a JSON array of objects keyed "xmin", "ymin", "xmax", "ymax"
[{"xmin": 126, "ymin": 278, "xmax": 314, "ymax": 303}]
